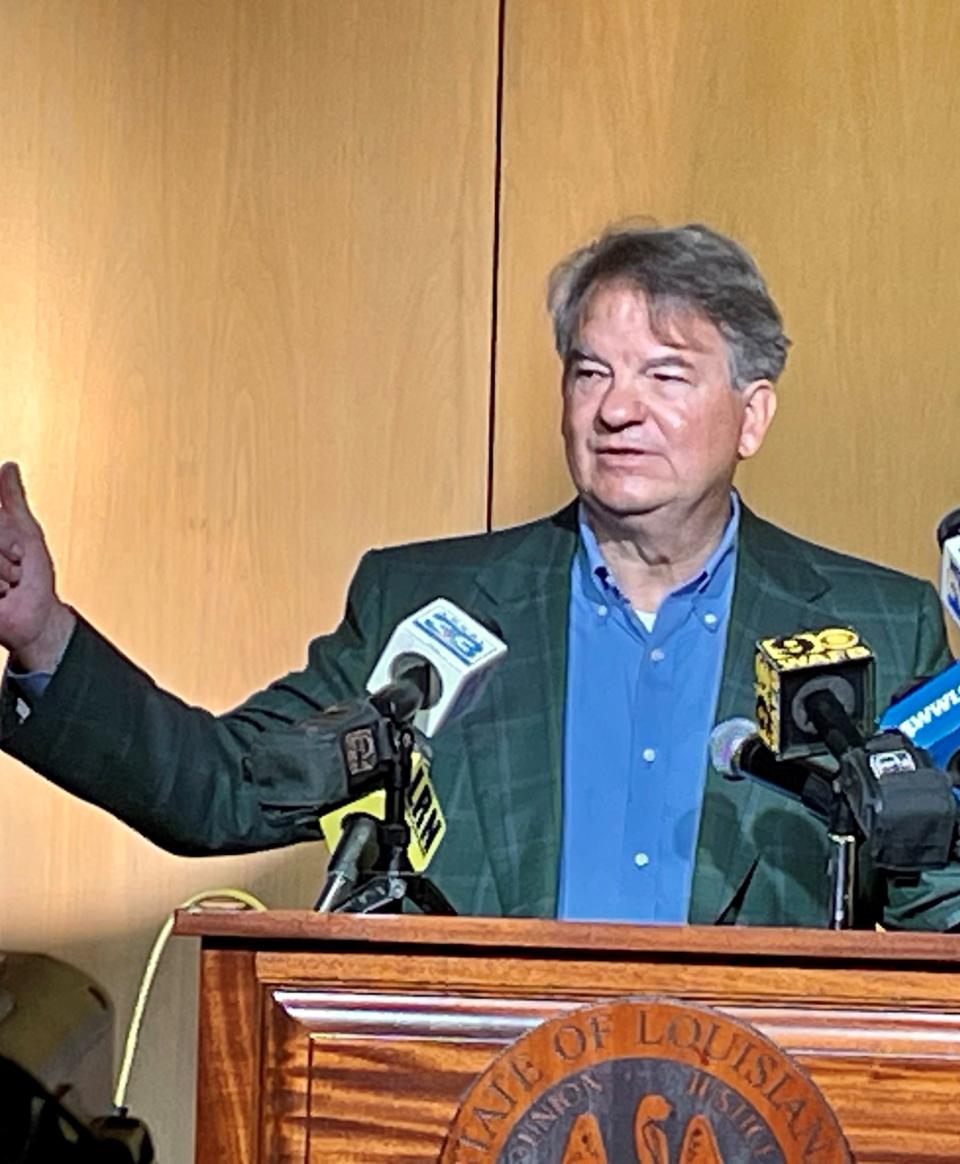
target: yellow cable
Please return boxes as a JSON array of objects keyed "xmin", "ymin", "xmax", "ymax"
[{"xmin": 112, "ymin": 887, "xmax": 268, "ymax": 1113}]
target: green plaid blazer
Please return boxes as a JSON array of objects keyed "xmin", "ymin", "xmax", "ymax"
[{"xmin": 6, "ymin": 502, "xmax": 958, "ymax": 929}]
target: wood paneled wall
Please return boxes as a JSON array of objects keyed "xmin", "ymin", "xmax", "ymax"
[
  {"xmin": 2, "ymin": 1, "xmax": 959, "ymax": 1159},
  {"xmin": 494, "ymin": 0, "xmax": 960, "ymax": 605},
  {"xmin": 0, "ymin": 1, "xmax": 498, "ymax": 1158}
]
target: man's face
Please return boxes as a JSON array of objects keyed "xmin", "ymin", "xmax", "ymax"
[{"xmin": 561, "ymin": 280, "xmax": 775, "ymax": 525}]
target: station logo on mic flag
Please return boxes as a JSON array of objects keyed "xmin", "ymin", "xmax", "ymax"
[
  {"xmin": 415, "ymin": 609, "xmax": 490, "ymax": 665},
  {"xmin": 754, "ymin": 627, "xmax": 874, "ymax": 759}
]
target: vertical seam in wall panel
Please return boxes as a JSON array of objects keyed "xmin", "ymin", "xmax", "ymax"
[{"xmin": 485, "ymin": 0, "xmax": 507, "ymax": 532}]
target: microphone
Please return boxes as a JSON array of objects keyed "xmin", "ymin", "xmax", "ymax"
[
  {"xmin": 879, "ymin": 662, "xmax": 960, "ymax": 776},
  {"xmin": 368, "ymin": 657, "xmax": 439, "ymax": 726},
  {"xmin": 317, "ymin": 748, "xmax": 446, "ymax": 876},
  {"xmin": 709, "ymin": 717, "xmax": 835, "ymax": 820},
  {"xmin": 365, "ymin": 598, "xmax": 507, "ymax": 737},
  {"xmin": 248, "ymin": 696, "xmax": 404, "ymax": 813},
  {"xmin": 876, "ymin": 508, "xmax": 960, "ymax": 774},
  {"xmin": 316, "ymin": 601, "xmax": 504, "ymax": 915},
  {"xmin": 711, "ymin": 717, "xmax": 959, "ymax": 872},
  {"xmin": 250, "ymin": 599, "xmax": 507, "ymax": 817},
  {"xmin": 938, "ymin": 507, "xmax": 960, "ymax": 630},
  {"xmin": 752, "ymin": 628, "xmax": 960, "ymax": 871},
  {"xmin": 754, "ymin": 627, "xmax": 875, "ymax": 760},
  {"xmin": 314, "ymin": 812, "xmax": 379, "ymax": 912}
]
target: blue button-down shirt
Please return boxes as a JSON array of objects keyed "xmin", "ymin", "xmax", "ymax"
[{"xmin": 557, "ymin": 496, "xmax": 740, "ymax": 923}]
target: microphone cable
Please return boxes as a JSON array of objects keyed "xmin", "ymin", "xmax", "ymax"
[{"xmin": 112, "ymin": 886, "xmax": 268, "ymax": 1116}]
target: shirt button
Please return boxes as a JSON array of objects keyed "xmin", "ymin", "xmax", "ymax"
[
  {"xmin": 703, "ymin": 612, "xmax": 718, "ymax": 627},
  {"xmin": 634, "ymin": 851, "xmax": 650, "ymax": 868},
  {"xmin": 642, "ymin": 747, "xmax": 656, "ymax": 763},
  {"xmin": 650, "ymin": 647, "xmax": 665, "ymax": 662},
  {"xmin": 596, "ymin": 604, "xmax": 608, "ymax": 618}
]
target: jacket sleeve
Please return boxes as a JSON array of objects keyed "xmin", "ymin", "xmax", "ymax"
[{"xmin": 0, "ymin": 551, "xmax": 388, "ymax": 856}]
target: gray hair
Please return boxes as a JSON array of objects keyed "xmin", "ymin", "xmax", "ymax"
[{"xmin": 547, "ymin": 223, "xmax": 790, "ymax": 387}]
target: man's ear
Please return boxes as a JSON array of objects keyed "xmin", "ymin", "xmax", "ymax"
[{"xmin": 737, "ymin": 381, "xmax": 777, "ymax": 460}]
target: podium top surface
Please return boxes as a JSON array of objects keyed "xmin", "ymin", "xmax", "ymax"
[{"xmin": 172, "ymin": 909, "xmax": 960, "ymax": 967}]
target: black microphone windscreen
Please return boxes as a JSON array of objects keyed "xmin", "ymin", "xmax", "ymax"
[{"xmin": 937, "ymin": 508, "xmax": 960, "ymax": 548}]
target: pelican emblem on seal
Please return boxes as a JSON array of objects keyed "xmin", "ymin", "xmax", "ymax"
[{"xmin": 560, "ymin": 1096, "xmax": 724, "ymax": 1164}]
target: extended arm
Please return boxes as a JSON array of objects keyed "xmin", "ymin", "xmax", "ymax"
[{"xmin": 0, "ymin": 463, "xmax": 387, "ymax": 854}]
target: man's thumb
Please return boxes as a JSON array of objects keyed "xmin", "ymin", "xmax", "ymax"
[{"xmin": 0, "ymin": 462, "xmax": 36, "ymax": 523}]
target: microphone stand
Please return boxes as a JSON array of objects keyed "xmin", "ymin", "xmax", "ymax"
[
  {"xmin": 799, "ymin": 686, "xmax": 959, "ymax": 928},
  {"xmin": 825, "ymin": 797, "xmax": 858, "ymax": 930},
  {"xmin": 331, "ymin": 722, "xmax": 457, "ymax": 916},
  {"xmin": 803, "ymin": 688, "xmax": 864, "ymax": 930}
]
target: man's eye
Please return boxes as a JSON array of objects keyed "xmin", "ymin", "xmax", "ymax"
[
  {"xmin": 575, "ymin": 366, "xmax": 606, "ymax": 380},
  {"xmin": 651, "ymin": 369, "xmax": 691, "ymax": 385}
]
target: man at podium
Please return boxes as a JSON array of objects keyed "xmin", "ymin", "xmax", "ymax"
[{"xmin": 0, "ymin": 223, "xmax": 956, "ymax": 930}]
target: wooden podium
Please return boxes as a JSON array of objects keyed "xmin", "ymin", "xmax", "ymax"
[{"xmin": 173, "ymin": 911, "xmax": 960, "ymax": 1163}]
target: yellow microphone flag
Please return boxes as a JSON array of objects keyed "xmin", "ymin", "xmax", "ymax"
[{"xmin": 318, "ymin": 751, "xmax": 446, "ymax": 873}]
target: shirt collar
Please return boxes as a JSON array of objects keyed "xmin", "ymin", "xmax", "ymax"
[{"xmin": 575, "ymin": 492, "xmax": 741, "ymax": 608}]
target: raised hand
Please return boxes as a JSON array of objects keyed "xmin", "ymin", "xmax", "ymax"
[{"xmin": 0, "ymin": 463, "xmax": 75, "ymax": 671}]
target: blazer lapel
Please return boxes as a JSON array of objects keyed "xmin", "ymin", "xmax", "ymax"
[
  {"xmin": 452, "ymin": 501, "xmax": 835, "ymax": 924},
  {"xmin": 460, "ymin": 505, "xmax": 577, "ymax": 916},
  {"xmin": 691, "ymin": 505, "xmax": 832, "ymax": 923}
]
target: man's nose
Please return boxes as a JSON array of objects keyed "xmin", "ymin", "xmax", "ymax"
[{"xmin": 597, "ymin": 374, "xmax": 649, "ymax": 428}]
